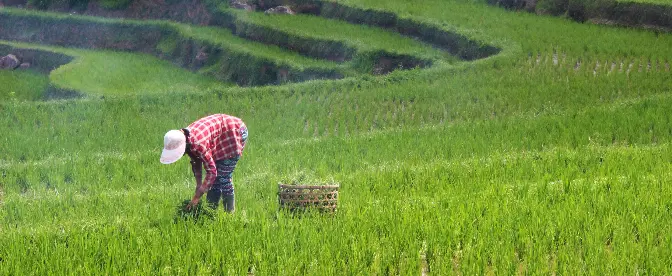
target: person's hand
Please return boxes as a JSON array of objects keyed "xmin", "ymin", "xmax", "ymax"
[{"xmin": 186, "ymin": 198, "xmax": 200, "ymax": 211}]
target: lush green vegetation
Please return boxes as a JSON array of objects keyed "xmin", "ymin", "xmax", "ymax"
[
  {"xmin": 226, "ymin": 8, "xmax": 454, "ymax": 62},
  {"xmin": 1, "ymin": 0, "xmax": 671, "ymax": 274},
  {"xmin": 1, "ymin": 41, "xmax": 232, "ymax": 97},
  {"xmin": 1, "ymin": 8, "xmax": 347, "ymax": 85},
  {"xmin": 2, "ymin": 6, "xmax": 459, "ymax": 84},
  {"xmin": 616, "ymin": 0, "xmax": 672, "ymax": 4},
  {"xmin": 47, "ymin": 48, "xmax": 232, "ymax": 96},
  {"xmin": 485, "ymin": 0, "xmax": 672, "ymax": 27},
  {"xmin": 0, "ymin": 69, "xmax": 49, "ymax": 100},
  {"xmin": 175, "ymin": 24, "xmax": 345, "ymax": 71},
  {"xmin": 26, "ymin": 0, "xmax": 132, "ymax": 10}
]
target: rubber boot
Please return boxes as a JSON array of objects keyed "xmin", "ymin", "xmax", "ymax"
[
  {"xmin": 206, "ymin": 189, "xmax": 222, "ymax": 210},
  {"xmin": 223, "ymin": 194, "xmax": 235, "ymax": 213}
]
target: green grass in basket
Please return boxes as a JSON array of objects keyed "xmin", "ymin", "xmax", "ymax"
[{"xmin": 281, "ymin": 170, "xmax": 338, "ymax": 186}]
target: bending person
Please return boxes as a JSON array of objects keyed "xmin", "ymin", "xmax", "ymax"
[{"xmin": 161, "ymin": 114, "xmax": 248, "ymax": 213}]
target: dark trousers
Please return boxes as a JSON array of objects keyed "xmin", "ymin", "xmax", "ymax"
[
  {"xmin": 207, "ymin": 192, "xmax": 235, "ymax": 213},
  {"xmin": 207, "ymin": 126, "xmax": 246, "ymax": 213},
  {"xmin": 206, "ymin": 157, "xmax": 239, "ymax": 213}
]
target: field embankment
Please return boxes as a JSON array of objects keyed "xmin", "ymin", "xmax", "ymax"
[
  {"xmin": 0, "ymin": 8, "xmax": 346, "ymax": 86},
  {"xmin": 2, "ymin": 0, "xmax": 503, "ymax": 80},
  {"xmin": 487, "ymin": 0, "xmax": 672, "ymax": 31},
  {"xmin": 0, "ymin": 43, "xmax": 81, "ymax": 99}
]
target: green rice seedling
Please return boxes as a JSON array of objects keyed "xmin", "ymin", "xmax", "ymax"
[
  {"xmin": 1, "ymin": 40, "xmax": 231, "ymax": 97},
  {"xmin": 616, "ymin": 0, "xmax": 672, "ymax": 5},
  {"xmin": 2, "ymin": 0, "xmax": 672, "ymax": 274},
  {"xmin": 178, "ymin": 24, "xmax": 341, "ymax": 70},
  {"xmin": 0, "ymin": 70, "xmax": 49, "ymax": 101},
  {"xmin": 227, "ymin": 8, "xmax": 450, "ymax": 62},
  {"xmin": 174, "ymin": 199, "xmax": 216, "ymax": 222},
  {"xmin": 0, "ymin": 8, "xmax": 348, "ymax": 85}
]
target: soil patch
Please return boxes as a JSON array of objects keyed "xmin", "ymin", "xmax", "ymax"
[
  {"xmin": 0, "ymin": 44, "xmax": 83, "ymax": 100},
  {"xmin": 0, "ymin": 44, "xmax": 74, "ymax": 73}
]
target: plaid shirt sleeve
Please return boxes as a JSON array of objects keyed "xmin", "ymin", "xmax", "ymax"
[
  {"xmin": 189, "ymin": 143, "xmax": 216, "ymax": 190},
  {"xmin": 197, "ymin": 148, "xmax": 217, "ymax": 190},
  {"xmin": 189, "ymin": 156, "xmax": 203, "ymax": 181}
]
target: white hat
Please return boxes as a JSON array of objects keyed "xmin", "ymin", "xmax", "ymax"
[{"xmin": 160, "ymin": 130, "xmax": 186, "ymax": 164}]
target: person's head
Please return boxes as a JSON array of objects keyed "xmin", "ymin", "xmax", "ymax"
[{"xmin": 160, "ymin": 129, "xmax": 186, "ymax": 164}]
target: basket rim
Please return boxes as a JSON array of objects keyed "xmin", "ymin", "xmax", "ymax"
[{"xmin": 278, "ymin": 184, "xmax": 340, "ymax": 189}]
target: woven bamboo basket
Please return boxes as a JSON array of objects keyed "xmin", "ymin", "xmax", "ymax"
[{"xmin": 278, "ymin": 184, "xmax": 339, "ymax": 212}]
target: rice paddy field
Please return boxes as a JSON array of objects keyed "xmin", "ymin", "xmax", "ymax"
[
  {"xmin": 1, "ymin": 0, "xmax": 671, "ymax": 274},
  {"xmin": 0, "ymin": 69, "xmax": 49, "ymax": 100}
]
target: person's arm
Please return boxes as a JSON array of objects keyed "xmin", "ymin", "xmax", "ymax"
[
  {"xmin": 190, "ymin": 157, "xmax": 203, "ymax": 194},
  {"xmin": 187, "ymin": 151, "xmax": 216, "ymax": 209}
]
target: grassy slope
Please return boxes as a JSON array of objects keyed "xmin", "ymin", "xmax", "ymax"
[
  {"xmin": 2, "ymin": 8, "xmax": 346, "ymax": 81},
  {"xmin": 3, "ymin": 6, "xmax": 452, "ymax": 78},
  {"xmin": 0, "ymin": 5, "xmax": 471, "ymax": 99},
  {"xmin": 616, "ymin": 0, "xmax": 672, "ymax": 4},
  {"xmin": 336, "ymin": 0, "xmax": 672, "ymax": 57},
  {"xmin": 0, "ymin": 70, "xmax": 49, "ymax": 100},
  {"xmin": 1, "ymin": 0, "xmax": 672, "ymax": 274},
  {"xmin": 228, "ymin": 8, "xmax": 455, "ymax": 62},
  {"xmin": 176, "ymin": 24, "xmax": 340, "ymax": 69},
  {"xmin": 2, "ymin": 41, "xmax": 231, "ymax": 96},
  {"xmin": 49, "ymin": 49, "xmax": 232, "ymax": 96}
]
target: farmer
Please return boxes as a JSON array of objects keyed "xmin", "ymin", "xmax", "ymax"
[{"xmin": 160, "ymin": 114, "xmax": 248, "ymax": 213}]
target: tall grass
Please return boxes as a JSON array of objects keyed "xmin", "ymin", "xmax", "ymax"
[
  {"xmin": 1, "ymin": 0, "xmax": 671, "ymax": 274},
  {"xmin": 0, "ymin": 70, "xmax": 49, "ymax": 100},
  {"xmin": 49, "ymin": 49, "xmax": 232, "ymax": 96},
  {"xmin": 1, "ymin": 8, "xmax": 348, "ymax": 83},
  {"xmin": 227, "ymin": 8, "xmax": 453, "ymax": 62},
  {"xmin": 177, "ymin": 24, "xmax": 340, "ymax": 69},
  {"xmin": 336, "ymin": 0, "xmax": 672, "ymax": 57},
  {"xmin": 2, "ymin": 41, "xmax": 232, "ymax": 96},
  {"xmin": 616, "ymin": 0, "xmax": 672, "ymax": 5}
]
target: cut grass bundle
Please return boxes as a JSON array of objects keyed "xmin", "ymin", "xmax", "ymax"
[{"xmin": 173, "ymin": 199, "xmax": 216, "ymax": 222}]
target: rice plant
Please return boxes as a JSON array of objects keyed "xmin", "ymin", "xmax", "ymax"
[{"xmin": 1, "ymin": 0, "xmax": 671, "ymax": 274}]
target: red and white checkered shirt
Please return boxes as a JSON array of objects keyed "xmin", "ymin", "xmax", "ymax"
[{"xmin": 187, "ymin": 114, "xmax": 247, "ymax": 188}]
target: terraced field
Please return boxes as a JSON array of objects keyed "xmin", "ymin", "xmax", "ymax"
[
  {"xmin": 617, "ymin": 0, "xmax": 672, "ymax": 4},
  {"xmin": 1, "ymin": 0, "xmax": 671, "ymax": 274}
]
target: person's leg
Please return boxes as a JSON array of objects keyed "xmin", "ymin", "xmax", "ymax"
[
  {"xmin": 224, "ymin": 126, "xmax": 247, "ymax": 213},
  {"xmin": 216, "ymin": 157, "xmax": 240, "ymax": 213},
  {"xmin": 205, "ymin": 188, "xmax": 222, "ymax": 209},
  {"xmin": 223, "ymin": 194, "xmax": 235, "ymax": 213}
]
